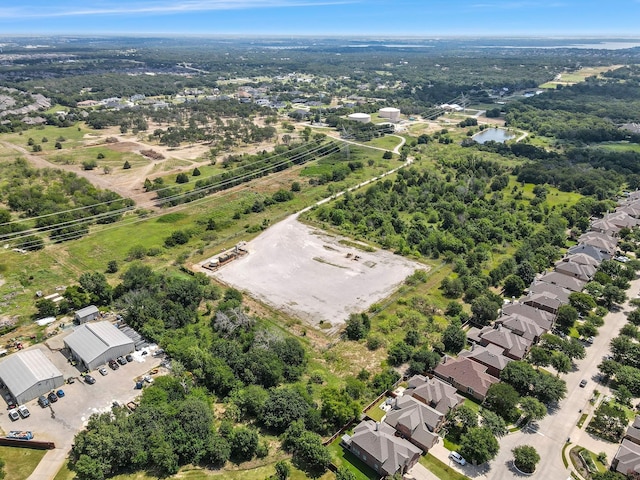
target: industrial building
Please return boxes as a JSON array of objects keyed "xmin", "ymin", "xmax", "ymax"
[
  {"xmin": 379, "ymin": 107, "xmax": 401, "ymax": 122},
  {"xmin": 75, "ymin": 305, "xmax": 100, "ymax": 324},
  {"xmin": 347, "ymin": 112, "xmax": 371, "ymax": 123},
  {"xmin": 64, "ymin": 321, "xmax": 134, "ymax": 371},
  {"xmin": 0, "ymin": 349, "xmax": 64, "ymax": 405}
]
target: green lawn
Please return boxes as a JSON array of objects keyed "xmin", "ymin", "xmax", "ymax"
[
  {"xmin": 0, "ymin": 446, "xmax": 47, "ymax": 480},
  {"xmin": 327, "ymin": 438, "xmax": 379, "ymax": 480},
  {"xmin": 595, "ymin": 142, "xmax": 640, "ymax": 153},
  {"xmin": 361, "ymin": 135, "xmax": 402, "ymax": 151},
  {"xmin": 419, "ymin": 454, "xmax": 471, "ymax": 480},
  {"xmin": 364, "ymin": 397, "xmax": 388, "ymax": 422}
]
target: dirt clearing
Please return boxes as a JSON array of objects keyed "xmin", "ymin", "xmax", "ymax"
[{"xmin": 202, "ymin": 215, "xmax": 427, "ymax": 332}]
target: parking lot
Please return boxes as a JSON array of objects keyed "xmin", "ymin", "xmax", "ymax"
[{"xmin": 0, "ymin": 342, "xmax": 163, "ymax": 450}]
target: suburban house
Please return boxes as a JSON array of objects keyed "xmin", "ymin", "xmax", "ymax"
[
  {"xmin": 384, "ymin": 396, "xmax": 443, "ymax": 452},
  {"xmin": 554, "ymin": 260, "xmax": 596, "ymax": 282},
  {"xmin": 560, "ymin": 252, "xmax": 600, "ymax": 267},
  {"xmin": 576, "ymin": 233, "xmax": 617, "ymax": 255},
  {"xmin": 341, "ymin": 420, "xmax": 421, "ymax": 477},
  {"xmin": 467, "ymin": 325, "xmax": 532, "ymax": 360},
  {"xmin": 404, "ymin": 375, "xmax": 465, "ymax": 415},
  {"xmin": 433, "ymin": 356, "xmax": 499, "ymax": 401},
  {"xmin": 501, "ymin": 302, "xmax": 554, "ymax": 331},
  {"xmin": 74, "ymin": 305, "xmax": 100, "ymax": 324},
  {"xmin": 567, "ymin": 244, "xmax": 611, "ymax": 262},
  {"xmin": 590, "ymin": 218, "xmax": 621, "ymax": 237},
  {"xmin": 612, "ymin": 439, "xmax": 640, "ymax": 476},
  {"xmin": 521, "ymin": 292, "xmax": 562, "ymax": 315},
  {"xmin": 527, "ymin": 281, "xmax": 571, "ymax": 304},
  {"xmin": 618, "ymin": 202, "xmax": 640, "ymax": 219},
  {"xmin": 625, "ymin": 416, "xmax": 640, "ymax": 446},
  {"xmin": 605, "ymin": 211, "xmax": 640, "ymax": 230},
  {"xmin": 495, "ymin": 314, "xmax": 545, "ymax": 342},
  {"xmin": 537, "ymin": 271, "xmax": 586, "ymax": 293},
  {"xmin": 459, "ymin": 343, "xmax": 512, "ymax": 378},
  {"xmin": 578, "ymin": 231, "xmax": 618, "ymax": 247}
]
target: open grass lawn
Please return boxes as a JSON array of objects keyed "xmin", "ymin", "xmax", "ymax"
[
  {"xmin": 364, "ymin": 396, "xmax": 388, "ymax": 422},
  {"xmin": 45, "ymin": 145, "xmax": 146, "ymax": 170},
  {"xmin": 596, "ymin": 142, "xmax": 640, "ymax": 153},
  {"xmin": 419, "ymin": 454, "xmax": 471, "ymax": 480},
  {"xmin": 0, "ymin": 446, "xmax": 47, "ymax": 480},
  {"xmin": 327, "ymin": 438, "xmax": 379, "ymax": 480},
  {"xmin": 53, "ymin": 461, "xmax": 335, "ymax": 480},
  {"xmin": 3, "ymin": 125, "xmax": 96, "ymax": 150},
  {"xmin": 361, "ymin": 135, "xmax": 402, "ymax": 151}
]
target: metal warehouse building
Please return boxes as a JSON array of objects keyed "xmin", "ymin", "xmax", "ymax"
[
  {"xmin": 0, "ymin": 349, "xmax": 64, "ymax": 405},
  {"xmin": 64, "ymin": 321, "xmax": 134, "ymax": 371}
]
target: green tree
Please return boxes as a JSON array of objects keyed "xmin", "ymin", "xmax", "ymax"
[
  {"xmin": 519, "ymin": 396, "xmax": 547, "ymax": 423},
  {"xmin": 471, "ymin": 295, "xmax": 500, "ymax": 326},
  {"xmin": 73, "ymin": 454, "xmax": 105, "ymax": 480},
  {"xmin": 442, "ymin": 322, "xmax": 466, "ymax": 353},
  {"xmin": 229, "ymin": 427, "xmax": 258, "ymax": 462},
  {"xmin": 569, "ymin": 292, "xmax": 597, "ymax": 315},
  {"xmin": 512, "ymin": 445, "xmax": 540, "ymax": 473},
  {"xmin": 335, "ymin": 467, "xmax": 357, "ymax": 480},
  {"xmin": 479, "ymin": 408, "xmax": 507, "ymax": 437},
  {"xmin": 192, "ymin": 167, "xmax": 201, "ymax": 176},
  {"xmin": 382, "ymin": 151, "xmax": 393, "ymax": 160},
  {"xmin": 484, "ymin": 383, "xmax": 520, "ymax": 421},
  {"xmin": 550, "ymin": 352, "xmax": 572, "ymax": 375},
  {"xmin": 602, "ymin": 284, "xmax": 627, "ymax": 308},
  {"xmin": 503, "ymin": 274, "xmax": 525, "ymax": 298},
  {"xmin": 176, "ymin": 172, "xmax": 189, "ymax": 184},
  {"xmin": 259, "ymin": 388, "xmax": 310, "ymax": 433},
  {"xmin": 556, "ymin": 304, "xmax": 579, "ymax": 332},
  {"xmin": 344, "ymin": 313, "xmax": 370, "ymax": 340},
  {"xmin": 459, "ymin": 427, "xmax": 500, "ymax": 465},
  {"xmin": 291, "ymin": 430, "xmax": 331, "ymax": 473},
  {"xmin": 615, "ymin": 385, "xmax": 632, "ymax": 406},
  {"xmin": 528, "ymin": 346, "xmax": 551, "ymax": 368},
  {"xmin": 106, "ymin": 260, "xmax": 119, "ymax": 274},
  {"xmin": 501, "ymin": 361, "xmax": 537, "ymax": 396},
  {"xmin": 275, "ymin": 460, "xmax": 291, "ymax": 480},
  {"xmin": 35, "ymin": 298, "xmax": 58, "ymax": 318},
  {"xmin": 123, "ymin": 160, "xmax": 131, "ymax": 169}
]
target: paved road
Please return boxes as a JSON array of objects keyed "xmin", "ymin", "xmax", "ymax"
[{"xmin": 426, "ymin": 276, "xmax": 640, "ymax": 479}]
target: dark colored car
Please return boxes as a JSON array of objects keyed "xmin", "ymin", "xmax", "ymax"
[
  {"xmin": 125, "ymin": 354, "xmax": 134, "ymax": 363},
  {"xmin": 84, "ymin": 375, "xmax": 96, "ymax": 385},
  {"xmin": 38, "ymin": 395, "xmax": 50, "ymax": 408},
  {"xmin": 109, "ymin": 359, "xmax": 119, "ymax": 370},
  {"xmin": 47, "ymin": 392, "xmax": 58, "ymax": 403},
  {"xmin": 117, "ymin": 356, "xmax": 127, "ymax": 365}
]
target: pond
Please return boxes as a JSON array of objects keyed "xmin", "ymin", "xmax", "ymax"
[{"xmin": 473, "ymin": 128, "xmax": 516, "ymax": 144}]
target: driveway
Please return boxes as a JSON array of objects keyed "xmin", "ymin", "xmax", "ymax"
[{"xmin": 426, "ymin": 276, "xmax": 640, "ymax": 478}]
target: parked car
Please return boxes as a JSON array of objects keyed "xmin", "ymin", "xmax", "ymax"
[
  {"xmin": 99, "ymin": 367, "xmax": 108, "ymax": 376},
  {"xmin": 109, "ymin": 360, "xmax": 119, "ymax": 370},
  {"xmin": 152, "ymin": 349, "xmax": 165, "ymax": 357},
  {"xmin": 38, "ymin": 395, "xmax": 49, "ymax": 408},
  {"xmin": 8, "ymin": 408, "xmax": 19, "ymax": 421},
  {"xmin": 117, "ymin": 356, "xmax": 127, "ymax": 365},
  {"xmin": 17, "ymin": 405, "xmax": 30, "ymax": 418},
  {"xmin": 84, "ymin": 375, "xmax": 96, "ymax": 385},
  {"xmin": 143, "ymin": 375, "xmax": 154, "ymax": 384},
  {"xmin": 135, "ymin": 381, "xmax": 144, "ymax": 390},
  {"xmin": 56, "ymin": 389, "xmax": 65, "ymax": 398},
  {"xmin": 587, "ymin": 336, "xmax": 595, "ymax": 345},
  {"xmin": 449, "ymin": 451, "xmax": 466, "ymax": 466},
  {"xmin": 47, "ymin": 392, "xmax": 58, "ymax": 403},
  {"xmin": 126, "ymin": 354, "xmax": 134, "ymax": 363},
  {"xmin": 580, "ymin": 379, "xmax": 588, "ymax": 388}
]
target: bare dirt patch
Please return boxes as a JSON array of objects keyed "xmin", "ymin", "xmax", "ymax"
[
  {"xmin": 104, "ymin": 141, "xmax": 141, "ymax": 153},
  {"xmin": 202, "ymin": 215, "xmax": 427, "ymax": 333}
]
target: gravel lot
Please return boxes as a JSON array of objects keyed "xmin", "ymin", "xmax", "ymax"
[
  {"xmin": 205, "ymin": 215, "xmax": 427, "ymax": 329},
  {"xmin": 0, "ymin": 342, "xmax": 162, "ymax": 450}
]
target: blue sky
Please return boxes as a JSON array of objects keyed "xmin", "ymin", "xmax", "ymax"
[{"xmin": 0, "ymin": 0, "xmax": 638, "ymax": 36}]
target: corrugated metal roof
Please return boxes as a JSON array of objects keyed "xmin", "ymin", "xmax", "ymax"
[
  {"xmin": 0, "ymin": 349, "xmax": 63, "ymax": 398},
  {"xmin": 64, "ymin": 321, "xmax": 134, "ymax": 363},
  {"xmin": 75, "ymin": 305, "xmax": 99, "ymax": 318}
]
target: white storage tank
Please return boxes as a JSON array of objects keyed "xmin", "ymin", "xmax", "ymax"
[
  {"xmin": 348, "ymin": 112, "xmax": 371, "ymax": 123},
  {"xmin": 379, "ymin": 107, "xmax": 401, "ymax": 122}
]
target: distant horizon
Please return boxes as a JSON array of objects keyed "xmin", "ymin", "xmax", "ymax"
[{"xmin": 0, "ymin": 1, "xmax": 638, "ymax": 37}]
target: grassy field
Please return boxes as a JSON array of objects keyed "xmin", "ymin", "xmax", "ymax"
[
  {"xmin": 53, "ymin": 460, "xmax": 335, "ymax": 480},
  {"xmin": 419, "ymin": 454, "xmax": 471, "ymax": 480},
  {"xmin": 539, "ymin": 65, "xmax": 622, "ymax": 89},
  {"xmin": 595, "ymin": 142, "xmax": 640, "ymax": 153},
  {"xmin": 0, "ymin": 446, "xmax": 47, "ymax": 480},
  {"xmin": 361, "ymin": 135, "xmax": 402, "ymax": 151},
  {"xmin": 364, "ymin": 397, "xmax": 388, "ymax": 422}
]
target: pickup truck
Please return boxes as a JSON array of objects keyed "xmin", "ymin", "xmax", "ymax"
[{"xmin": 17, "ymin": 405, "xmax": 30, "ymax": 418}]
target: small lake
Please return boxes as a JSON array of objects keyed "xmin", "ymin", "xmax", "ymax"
[{"xmin": 473, "ymin": 128, "xmax": 516, "ymax": 144}]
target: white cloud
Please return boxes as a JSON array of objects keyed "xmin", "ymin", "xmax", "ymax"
[{"xmin": 1, "ymin": 0, "xmax": 356, "ymax": 19}]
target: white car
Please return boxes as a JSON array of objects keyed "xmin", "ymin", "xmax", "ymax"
[
  {"xmin": 143, "ymin": 375, "xmax": 154, "ymax": 384},
  {"xmin": 8, "ymin": 408, "xmax": 20, "ymax": 421},
  {"xmin": 99, "ymin": 367, "xmax": 108, "ymax": 376},
  {"xmin": 17, "ymin": 405, "xmax": 30, "ymax": 418},
  {"xmin": 449, "ymin": 451, "xmax": 466, "ymax": 466}
]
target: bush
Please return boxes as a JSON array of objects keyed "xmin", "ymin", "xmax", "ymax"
[{"xmin": 513, "ymin": 445, "xmax": 540, "ymax": 473}]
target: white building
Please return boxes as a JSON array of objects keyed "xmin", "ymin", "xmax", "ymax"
[
  {"xmin": 64, "ymin": 321, "xmax": 134, "ymax": 371},
  {"xmin": 348, "ymin": 112, "xmax": 371, "ymax": 123},
  {"xmin": 0, "ymin": 349, "xmax": 64, "ymax": 405},
  {"xmin": 379, "ymin": 107, "xmax": 401, "ymax": 122}
]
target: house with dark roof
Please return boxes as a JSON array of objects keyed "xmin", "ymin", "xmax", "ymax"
[
  {"xmin": 528, "ymin": 280, "xmax": 571, "ymax": 303},
  {"xmin": 560, "ymin": 253, "xmax": 600, "ymax": 267},
  {"xmin": 537, "ymin": 271, "xmax": 587, "ymax": 293},
  {"xmin": 612, "ymin": 438, "xmax": 640, "ymax": 476},
  {"xmin": 459, "ymin": 343, "xmax": 512, "ymax": 378},
  {"xmin": 567, "ymin": 244, "xmax": 611, "ymax": 262},
  {"xmin": 384, "ymin": 396, "xmax": 443, "ymax": 452},
  {"xmin": 501, "ymin": 302, "xmax": 554, "ymax": 331},
  {"xmin": 467, "ymin": 325, "xmax": 532, "ymax": 360},
  {"xmin": 521, "ymin": 292, "xmax": 562, "ymax": 315},
  {"xmin": 554, "ymin": 260, "xmax": 596, "ymax": 282},
  {"xmin": 590, "ymin": 218, "xmax": 621, "ymax": 237},
  {"xmin": 433, "ymin": 356, "xmax": 499, "ymax": 401},
  {"xmin": 404, "ymin": 375, "xmax": 464, "ymax": 415},
  {"xmin": 625, "ymin": 416, "xmax": 640, "ymax": 446},
  {"xmin": 495, "ymin": 314, "xmax": 544, "ymax": 342},
  {"xmin": 342, "ymin": 420, "xmax": 421, "ymax": 477}
]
